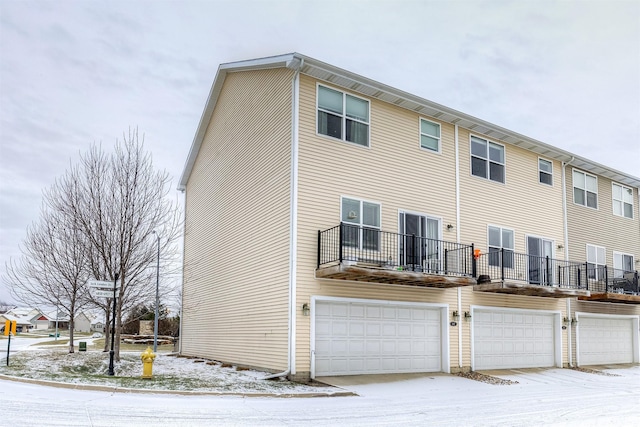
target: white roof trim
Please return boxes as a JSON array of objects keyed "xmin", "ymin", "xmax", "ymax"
[{"xmin": 178, "ymin": 53, "xmax": 640, "ymax": 189}]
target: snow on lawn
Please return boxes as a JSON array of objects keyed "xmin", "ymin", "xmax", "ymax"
[{"xmin": 0, "ymin": 349, "xmax": 338, "ymax": 395}]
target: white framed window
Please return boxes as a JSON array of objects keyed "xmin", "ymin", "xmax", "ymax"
[
  {"xmin": 573, "ymin": 169, "xmax": 598, "ymax": 209},
  {"xmin": 612, "ymin": 183, "xmax": 634, "ymax": 219},
  {"xmin": 471, "ymin": 136, "xmax": 505, "ymax": 183},
  {"xmin": 586, "ymin": 244, "xmax": 606, "ymax": 280},
  {"xmin": 538, "ymin": 158, "xmax": 553, "ymax": 186},
  {"xmin": 613, "ymin": 252, "xmax": 634, "ymax": 278},
  {"xmin": 317, "ymin": 85, "xmax": 369, "ymax": 147},
  {"xmin": 420, "ymin": 118, "xmax": 441, "ymax": 152},
  {"xmin": 488, "ymin": 225, "xmax": 514, "ymax": 268},
  {"xmin": 341, "ymin": 197, "xmax": 380, "ymax": 250}
]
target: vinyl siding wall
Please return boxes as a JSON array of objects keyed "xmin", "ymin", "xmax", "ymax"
[
  {"xmin": 565, "ymin": 169, "xmax": 640, "ymax": 267},
  {"xmin": 181, "ymin": 68, "xmax": 295, "ymax": 371},
  {"xmin": 457, "ymin": 128, "xmax": 565, "ymax": 256},
  {"xmin": 564, "ymin": 171, "xmax": 640, "ymax": 365},
  {"xmin": 295, "ymin": 75, "xmax": 575, "ymax": 374},
  {"xmin": 295, "ymin": 75, "xmax": 461, "ymax": 374},
  {"xmin": 456, "ymin": 129, "xmax": 569, "ymax": 366}
]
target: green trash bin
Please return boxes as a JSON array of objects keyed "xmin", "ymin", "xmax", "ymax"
[{"xmin": 79, "ymin": 342, "xmax": 87, "ymax": 352}]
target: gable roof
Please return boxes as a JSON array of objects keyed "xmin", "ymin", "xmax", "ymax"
[{"xmin": 179, "ymin": 53, "xmax": 640, "ymax": 190}]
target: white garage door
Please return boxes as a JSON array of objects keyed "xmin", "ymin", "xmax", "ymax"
[
  {"xmin": 314, "ymin": 300, "xmax": 443, "ymax": 376},
  {"xmin": 473, "ymin": 308, "xmax": 556, "ymax": 370},
  {"xmin": 578, "ymin": 316, "xmax": 634, "ymax": 365}
]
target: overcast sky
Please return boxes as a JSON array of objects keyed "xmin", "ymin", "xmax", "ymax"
[{"xmin": 1, "ymin": 0, "xmax": 639, "ymax": 303}]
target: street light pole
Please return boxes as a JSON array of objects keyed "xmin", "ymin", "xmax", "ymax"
[{"xmin": 152, "ymin": 231, "xmax": 160, "ymax": 352}]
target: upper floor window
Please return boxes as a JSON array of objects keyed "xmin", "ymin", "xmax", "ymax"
[
  {"xmin": 471, "ymin": 136, "xmax": 505, "ymax": 183},
  {"xmin": 538, "ymin": 158, "xmax": 553, "ymax": 186},
  {"xmin": 573, "ymin": 169, "xmax": 597, "ymax": 209},
  {"xmin": 420, "ymin": 118, "xmax": 441, "ymax": 152},
  {"xmin": 317, "ymin": 85, "xmax": 369, "ymax": 147},
  {"xmin": 341, "ymin": 197, "xmax": 380, "ymax": 250},
  {"xmin": 488, "ymin": 225, "xmax": 514, "ymax": 268},
  {"xmin": 612, "ymin": 183, "xmax": 634, "ymax": 218}
]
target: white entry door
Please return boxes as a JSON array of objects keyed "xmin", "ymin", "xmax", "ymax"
[
  {"xmin": 577, "ymin": 315, "xmax": 635, "ymax": 365},
  {"xmin": 473, "ymin": 308, "xmax": 558, "ymax": 370},
  {"xmin": 314, "ymin": 299, "xmax": 444, "ymax": 377}
]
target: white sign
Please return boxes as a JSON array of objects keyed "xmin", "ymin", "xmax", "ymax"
[
  {"xmin": 92, "ymin": 289, "xmax": 117, "ymax": 298},
  {"xmin": 88, "ymin": 280, "xmax": 118, "ymax": 289}
]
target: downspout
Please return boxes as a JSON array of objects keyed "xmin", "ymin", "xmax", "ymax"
[
  {"xmin": 264, "ymin": 59, "xmax": 301, "ymax": 380},
  {"xmin": 455, "ymin": 124, "xmax": 462, "ymax": 369},
  {"xmin": 178, "ymin": 188, "xmax": 186, "ymax": 354},
  {"xmin": 562, "ymin": 156, "xmax": 575, "ymax": 367}
]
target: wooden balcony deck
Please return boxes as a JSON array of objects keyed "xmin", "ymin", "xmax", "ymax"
[
  {"xmin": 578, "ymin": 293, "xmax": 640, "ymax": 304},
  {"xmin": 474, "ymin": 279, "xmax": 590, "ymax": 298},
  {"xmin": 315, "ymin": 263, "xmax": 476, "ymax": 288}
]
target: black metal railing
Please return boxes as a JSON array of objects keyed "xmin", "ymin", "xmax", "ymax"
[
  {"xmin": 317, "ymin": 223, "xmax": 475, "ymax": 277},
  {"xmin": 475, "ymin": 249, "xmax": 587, "ymax": 289},
  {"xmin": 578, "ymin": 265, "xmax": 639, "ymax": 295}
]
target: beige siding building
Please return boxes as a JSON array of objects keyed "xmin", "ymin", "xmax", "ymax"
[{"xmin": 179, "ymin": 53, "xmax": 640, "ymax": 381}]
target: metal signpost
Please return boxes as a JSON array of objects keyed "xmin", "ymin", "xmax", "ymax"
[
  {"xmin": 4, "ymin": 320, "xmax": 16, "ymax": 366},
  {"xmin": 108, "ymin": 274, "xmax": 118, "ymax": 376},
  {"xmin": 89, "ymin": 276, "xmax": 119, "ymax": 376}
]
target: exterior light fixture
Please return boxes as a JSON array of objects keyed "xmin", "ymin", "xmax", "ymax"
[
  {"xmin": 302, "ymin": 303, "xmax": 310, "ymax": 316},
  {"xmin": 446, "ymin": 224, "xmax": 454, "ymax": 231},
  {"xmin": 464, "ymin": 311, "xmax": 472, "ymax": 320}
]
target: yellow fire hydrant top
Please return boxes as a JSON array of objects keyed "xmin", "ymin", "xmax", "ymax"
[{"xmin": 141, "ymin": 346, "xmax": 156, "ymax": 379}]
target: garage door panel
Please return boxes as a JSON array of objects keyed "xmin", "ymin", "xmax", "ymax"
[
  {"xmin": 315, "ymin": 300, "xmax": 442, "ymax": 376},
  {"xmin": 331, "ymin": 322, "xmax": 348, "ymax": 336},
  {"xmin": 474, "ymin": 308, "xmax": 556, "ymax": 370},
  {"xmin": 578, "ymin": 316, "xmax": 633, "ymax": 365},
  {"xmin": 349, "ymin": 322, "xmax": 364, "ymax": 336},
  {"xmin": 366, "ymin": 323, "xmax": 381, "ymax": 336},
  {"xmin": 331, "ymin": 303, "xmax": 348, "ymax": 317}
]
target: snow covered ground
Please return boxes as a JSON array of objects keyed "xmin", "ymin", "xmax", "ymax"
[
  {"xmin": 1, "ymin": 335, "xmax": 639, "ymax": 426},
  {"xmin": 1, "ymin": 365, "xmax": 639, "ymax": 426},
  {"xmin": 0, "ymin": 336, "xmax": 335, "ymax": 394}
]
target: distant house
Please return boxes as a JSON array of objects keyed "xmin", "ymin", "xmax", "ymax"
[
  {"xmin": 91, "ymin": 321, "xmax": 104, "ymax": 333},
  {"xmin": 0, "ymin": 313, "xmax": 32, "ymax": 333},
  {"xmin": 47, "ymin": 311, "xmax": 69, "ymax": 330},
  {"xmin": 74, "ymin": 312, "xmax": 92, "ymax": 333},
  {"xmin": 7, "ymin": 307, "xmax": 49, "ymax": 330}
]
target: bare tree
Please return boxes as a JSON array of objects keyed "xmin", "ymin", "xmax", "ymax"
[
  {"xmin": 5, "ymin": 129, "xmax": 181, "ymax": 361},
  {"xmin": 0, "ymin": 301, "xmax": 16, "ymax": 314},
  {"xmin": 49, "ymin": 129, "xmax": 181, "ymax": 359},
  {"xmin": 6, "ymin": 209, "xmax": 91, "ymax": 353}
]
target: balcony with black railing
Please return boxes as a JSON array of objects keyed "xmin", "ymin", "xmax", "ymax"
[
  {"xmin": 577, "ymin": 266, "xmax": 640, "ymax": 304},
  {"xmin": 473, "ymin": 249, "xmax": 590, "ymax": 298},
  {"xmin": 316, "ymin": 223, "xmax": 476, "ymax": 288}
]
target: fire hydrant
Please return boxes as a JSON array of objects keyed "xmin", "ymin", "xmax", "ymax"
[{"xmin": 141, "ymin": 346, "xmax": 156, "ymax": 379}]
